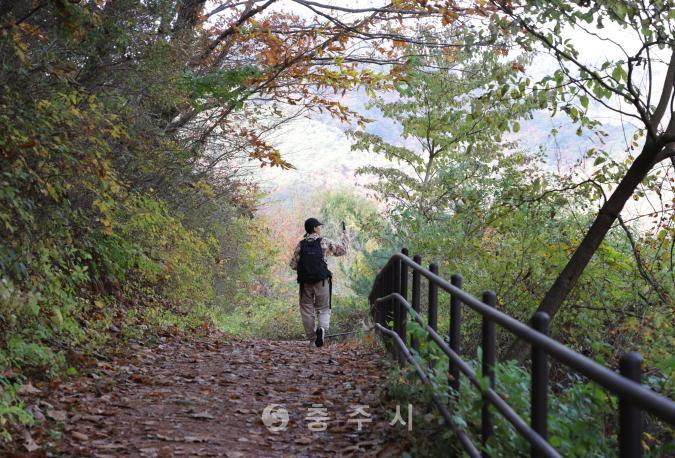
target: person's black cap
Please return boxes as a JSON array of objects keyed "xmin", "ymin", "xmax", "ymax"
[{"xmin": 304, "ymin": 217, "xmax": 323, "ymax": 234}]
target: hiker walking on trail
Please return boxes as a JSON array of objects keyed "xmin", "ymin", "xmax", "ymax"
[{"xmin": 289, "ymin": 218, "xmax": 349, "ymax": 347}]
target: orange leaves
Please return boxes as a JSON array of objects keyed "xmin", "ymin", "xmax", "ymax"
[
  {"xmin": 19, "ymin": 139, "xmax": 38, "ymax": 149},
  {"xmin": 441, "ymin": 10, "xmax": 459, "ymax": 26},
  {"xmin": 235, "ymin": 126, "xmax": 294, "ymax": 169},
  {"xmin": 495, "ymin": 46, "xmax": 509, "ymax": 56},
  {"xmin": 465, "ymin": 3, "xmax": 496, "ymax": 18},
  {"xmin": 187, "ymin": 0, "xmax": 498, "ymax": 171},
  {"xmin": 18, "ymin": 23, "xmax": 48, "ymax": 42},
  {"xmin": 392, "ymin": 39, "xmax": 408, "ymax": 49},
  {"xmin": 262, "ymin": 150, "xmax": 294, "ymax": 170},
  {"xmin": 260, "ymin": 47, "xmax": 282, "ymax": 66},
  {"xmin": 498, "ymin": 0, "xmax": 514, "ymax": 14},
  {"xmin": 511, "ymin": 62, "xmax": 525, "ymax": 72}
]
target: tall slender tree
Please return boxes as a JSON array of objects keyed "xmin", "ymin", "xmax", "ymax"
[{"xmin": 477, "ymin": 1, "xmax": 675, "ymax": 337}]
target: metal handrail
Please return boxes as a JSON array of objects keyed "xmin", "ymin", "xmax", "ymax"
[
  {"xmin": 369, "ymin": 250, "xmax": 675, "ymax": 457},
  {"xmin": 376, "ymin": 293, "xmax": 561, "ymax": 458},
  {"xmin": 388, "ymin": 253, "xmax": 675, "ymax": 422},
  {"xmin": 375, "ymin": 323, "xmax": 481, "ymax": 458}
]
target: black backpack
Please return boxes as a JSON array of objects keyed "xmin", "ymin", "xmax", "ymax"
[{"xmin": 296, "ymin": 237, "xmax": 332, "ymax": 284}]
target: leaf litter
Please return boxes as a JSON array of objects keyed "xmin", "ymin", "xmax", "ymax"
[{"xmin": 17, "ymin": 332, "xmax": 410, "ymax": 456}]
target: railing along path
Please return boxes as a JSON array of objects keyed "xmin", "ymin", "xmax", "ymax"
[{"xmin": 368, "ymin": 249, "xmax": 675, "ymax": 457}]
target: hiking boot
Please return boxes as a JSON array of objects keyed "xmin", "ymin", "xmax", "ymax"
[{"xmin": 315, "ymin": 327, "xmax": 325, "ymax": 347}]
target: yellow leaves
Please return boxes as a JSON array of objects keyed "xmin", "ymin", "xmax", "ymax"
[
  {"xmin": 439, "ymin": 47, "xmax": 457, "ymax": 65},
  {"xmin": 100, "ymin": 216, "xmax": 113, "ymax": 235},
  {"xmin": 11, "ymin": 30, "xmax": 29, "ymax": 65},
  {"xmin": 44, "ymin": 182, "xmax": 61, "ymax": 201},
  {"xmin": 12, "ymin": 29, "xmax": 28, "ymax": 51},
  {"xmin": 109, "ymin": 178, "xmax": 121, "ymax": 195},
  {"xmin": 260, "ymin": 48, "xmax": 281, "ymax": 66},
  {"xmin": 36, "ymin": 99, "xmax": 51, "ymax": 111},
  {"xmin": 617, "ymin": 318, "xmax": 641, "ymax": 334},
  {"xmin": 195, "ymin": 181, "xmax": 216, "ymax": 199},
  {"xmin": 93, "ymin": 198, "xmax": 115, "ymax": 235},
  {"xmin": 18, "ymin": 23, "xmax": 47, "ymax": 42},
  {"xmin": 109, "ymin": 124, "xmax": 126, "ymax": 140}
]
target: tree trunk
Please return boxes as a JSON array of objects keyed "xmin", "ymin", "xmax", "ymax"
[
  {"xmin": 503, "ymin": 47, "xmax": 675, "ymax": 360},
  {"xmin": 505, "ymin": 138, "xmax": 661, "ymax": 359},
  {"xmin": 537, "ymin": 139, "xmax": 659, "ymax": 317}
]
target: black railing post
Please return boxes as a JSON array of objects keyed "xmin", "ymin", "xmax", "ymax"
[
  {"xmin": 386, "ymin": 262, "xmax": 393, "ymax": 347},
  {"xmin": 380, "ymin": 273, "xmax": 386, "ymax": 327},
  {"xmin": 393, "ymin": 256, "xmax": 403, "ymax": 365},
  {"xmin": 481, "ymin": 291, "xmax": 496, "ymax": 457},
  {"xmin": 428, "ymin": 263, "xmax": 439, "ymax": 372},
  {"xmin": 531, "ymin": 311, "xmax": 550, "ymax": 458},
  {"xmin": 411, "ymin": 255, "xmax": 422, "ymax": 352},
  {"xmin": 399, "ymin": 249, "xmax": 409, "ymax": 348},
  {"xmin": 449, "ymin": 274, "xmax": 463, "ymax": 396},
  {"xmin": 381, "ymin": 267, "xmax": 386, "ymax": 325},
  {"xmin": 428, "ymin": 263, "xmax": 439, "ymax": 331},
  {"xmin": 388, "ymin": 262, "xmax": 396, "ymax": 357},
  {"xmin": 376, "ymin": 272, "xmax": 386, "ymax": 326},
  {"xmin": 619, "ymin": 352, "xmax": 643, "ymax": 458},
  {"xmin": 393, "ymin": 259, "xmax": 400, "ymax": 332},
  {"xmin": 373, "ymin": 274, "xmax": 380, "ymax": 330}
]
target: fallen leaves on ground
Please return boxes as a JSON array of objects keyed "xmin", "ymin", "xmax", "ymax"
[{"xmin": 17, "ymin": 332, "xmax": 409, "ymax": 457}]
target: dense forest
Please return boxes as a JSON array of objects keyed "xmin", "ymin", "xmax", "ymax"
[{"xmin": 0, "ymin": 0, "xmax": 673, "ymax": 455}]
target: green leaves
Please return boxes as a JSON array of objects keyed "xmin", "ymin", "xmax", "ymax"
[
  {"xmin": 351, "ymin": 46, "xmax": 538, "ymax": 224},
  {"xmin": 181, "ymin": 66, "xmax": 263, "ymax": 108},
  {"xmin": 611, "ymin": 64, "xmax": 627, "ymax": 82}
]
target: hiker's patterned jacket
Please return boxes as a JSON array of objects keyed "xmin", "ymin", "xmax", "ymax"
[{"xmin": 289, "ymin": 231, "xmax": 350, "ymax": 271}]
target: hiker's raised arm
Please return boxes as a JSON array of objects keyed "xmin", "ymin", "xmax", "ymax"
[{"xmin": 325, "ymin": 230, "xmax": 350, "ymax": 257}]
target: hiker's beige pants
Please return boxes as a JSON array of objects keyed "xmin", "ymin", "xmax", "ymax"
[{"xmin": 299, "ymin": 280, "xmax": 331, "ymax": 340}]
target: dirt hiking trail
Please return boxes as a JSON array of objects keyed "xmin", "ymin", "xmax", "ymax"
[{"xmin": 26, "ymin": 334, "xmax": 414, "ymax": 457}]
